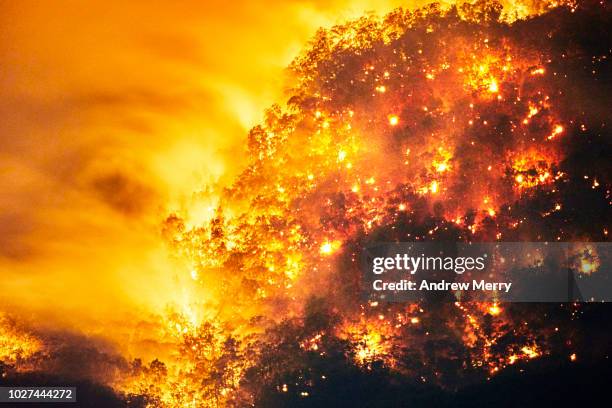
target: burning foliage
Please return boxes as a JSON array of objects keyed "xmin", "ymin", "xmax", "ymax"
[
  {"xmin": 0, "ymin": 314, "xmax": 42, "ymax": 372},
  {"xmin": 1, "ymin": 0, "xmax": 611, "ymax": 407}
]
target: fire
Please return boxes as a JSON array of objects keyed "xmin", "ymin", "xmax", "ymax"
[
  {"xmin": 0, "ymin": 314, "xmax": 42, "ymax": 368},
  {"xmin": 2, "ymin": 1, "xmax": 609, "ymax": 406},
  {"xmin": 435, "ymin": 163, "xmax": 448, "ymax": 172},
  {"xmin": 521, "ymin": 346, "xmax": 540, "ymax": 359},
  {"xmin": 570, "ymin": 245, "xmax": 601, "ymax": 275},
  {"xmin": 488, "ymin": 304, "xmax": 502, "ymax": 316},
  {"xmin": 320, "ymin": 240, "xmax": 341, "ymax": 255},
  {"xmin": 548, "ymin": 124, "xmax": 564, "ymax": 140},
  {"xmin": 488, "ymin": 78, "xmax": 499, "ymax": 93},
  {"xmin": 338, "ymin": 317, "xmax": 398, "ymax": 369},
  {"xmin": 148, "ymin": 1, "xmax": 605, "ymax": 402},
  {"xmin": 512, "ymin": 153, "xmax": 561, "ymax": 189}
]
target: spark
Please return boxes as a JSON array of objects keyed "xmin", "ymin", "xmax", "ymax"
[{"xmin": 547, "ymin": 124, "xmax": 564, "ymax": 140}]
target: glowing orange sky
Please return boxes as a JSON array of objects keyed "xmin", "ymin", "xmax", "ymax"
[{"xmin": 0, "ymin": 0, "xmax": 420, "ymax": 334}]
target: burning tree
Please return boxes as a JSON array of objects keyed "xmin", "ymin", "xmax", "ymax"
[
  {"xmin": 147, "ymin": 0, "xmax": 611, "ymax": 405},
  {"xmin": 1, "ymin": 1, "xmax": 610, "ymax": 407}
]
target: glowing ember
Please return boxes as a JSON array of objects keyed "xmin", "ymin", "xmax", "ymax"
[
  {"xmin": 320, "ymin": 240, "xmax": 341, "ymax": 255},
  {"xmin": 488, "ymin": 304, "xmax": 502, "ymax": 316}
]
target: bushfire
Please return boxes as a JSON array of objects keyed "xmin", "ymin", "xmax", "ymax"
[{"xmin": 1, "ymin": 1, "xmax": 610, "ymax": 407}]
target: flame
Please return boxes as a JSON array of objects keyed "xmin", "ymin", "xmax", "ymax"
[
  {"xmin": 338, "ymin": 316, "xmax": 398, "ymax": 369},
  {"xmin": 0, "ymin": 314, "xmax": 42, "ymax": 368},
  {"xmin": 570, "ymin": 245, "xmax": 601, "ymax": 275},
  {"xmin": 132, "ymin": 1, "xmax": 601, "ymax": 403},
  {"xmin": 320, "ymin": 240, "xmax": 342, "ymax": 255},
  {"xmin": 1, "ymin": 1, "xmax": 608, "ymax": 406}
]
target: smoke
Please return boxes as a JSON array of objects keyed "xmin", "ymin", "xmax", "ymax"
[
  {"xmin": 0, "ymin": 0, "xmax": 418, "ymax": 338},
  {"xmin": 1, "ymin": 0, "xmax": 610, "ymax": 406},
  {"xmin": 169, "ymin": 0, "xmax": 610, "ymax": 320}
]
